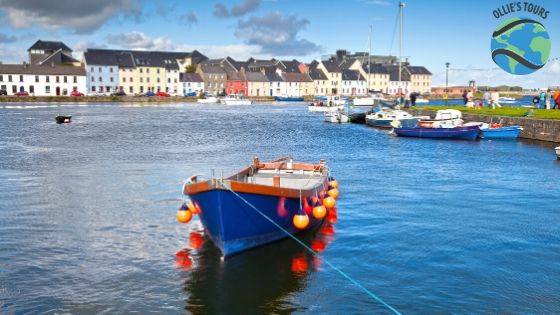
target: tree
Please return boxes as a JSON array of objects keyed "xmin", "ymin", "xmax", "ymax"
[{"xmin": 186, "ymin": 64, "xmax": 197, "ymax": 73}]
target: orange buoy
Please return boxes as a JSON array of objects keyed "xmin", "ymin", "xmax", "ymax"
[
  {"xmin": 327, "ymin": 210, "xmax": 338, "ymax": 224},
  {"xmin": 312, "ymin": 205, "xmax": 327, "ymax": 219},
  {"xmin": 176, "ymin": 209, "xmax": 192, "ymax": 223},
  {"xmin": 329, "ymin": 180, "xmax": 338, "ymax": 189},
  {"xmin": 323, "ymin": 196, "xmax": 336, "ymax": 209},
  {"xmin": 293, "ymin": 213, "xmax": 310, "ymax": 229},
  {"xmin": 327, "ymin": 188, "xmax": 339, "ymax": 199},
  {"xmin": 187, "ymin": 201, "xmax": 197, "ymax": 214}
]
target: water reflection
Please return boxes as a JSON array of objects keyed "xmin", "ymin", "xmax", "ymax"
[{"xmin": 180, "ymin": 223, "xmax": 336, "ymax": 314}]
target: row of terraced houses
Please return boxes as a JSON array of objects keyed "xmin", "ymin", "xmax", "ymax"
[{"xmin": 0, "ymin": 40, "xmax": 432, "ymax": 97}]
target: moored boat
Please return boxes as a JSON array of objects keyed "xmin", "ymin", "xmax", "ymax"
[
  {"xmin": 274, "ymin": 96, "xmax": 304, "ymax": 102},
  {"xmin": 365, "ymin": 109, "xmax": 419, "ymax": 129},
  {"xmin": 324, "ymin": 110, "xmax": 349, "ymax": 123},
  {"xmin": 55, "ymin": 115, "xmax": 72, "ymax": 124},
  {"xmin": 182, "ymin": 156, "xmax": 337, "ymax": 257},
  {"xmin": 417, "ymin": 109, "xmax": 463, "ymax": 128},
  {"xmin": 197, "ymin": 96, "xmax": 219, "ymax": 104},
  {"xmin": 556, "ymin": 146, "xmax": 560, "ymax": 159},
  {"xmin": 220, "ymin": 94, "xmax": 252, "ymax": 105},
  {"xmin": 479, "ymin": 123, "xmax": 523, "ymax": 139},
  {"xmin": 393, "ymin": 125, "xmax": 481, "ymax": 140}
]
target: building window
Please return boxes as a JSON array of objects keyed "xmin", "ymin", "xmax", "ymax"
[
  {"xmin": 56, "ymin": 76, "xmax": 60, "ymax": 83},
  {"xmin": 140, "ymin": 86, "xmax": 144, "ymax": 93},
  {"xmin": 29, "ymin": 85, "xmax": 34, "ymax": 94},
  {"xmin": 98, "ymin": 67, "xmax": 102, "ymax": 72},
  {"xmin": 110, "ymin": 77, "xmax": 113, "ymax": 82},
  {"xmin": 99, "ymin": 77, "xmax": 102, "ymax": 82},
  {"xmin": 147, "ymin": 68, "xmax": 150, "ymax": 74},
  {"xmin": 73, "ymin": 86, "xmax": 77, "ymax": 92},
  {"xmin": 157, "ymin": 78, "xmax": 160, "ymax": 83},
  {"xmin": 46, "ymin": 76, "xmax": 50, "ymax": 83},
  {"xmin": 91, "ymin": 67, "xmax": 94, "ymax": 72},
  {"xmin": 157, "ymin": 69, "xmax": 160, "ymax": 74},
  {"xmin": 12, "ymin": 85, "xmax": 17, "ymax": 93},
  {"xmin": 0, "ymin": 75, "xmax": 2, "ymax": 82},
  {"xmin": 129, "ymin": 86, "xmax": 133, "ymax": 94},
  {"xmin": 91, "ymin": 86, "xmax": 96, "ymax": 92},
  {"xmin": 110, "ymin": 68, "xmax": 113, "ymax": 73},
  {"xmin": 140, "ymin": 78, "xmax": 143, "ymax": 83},
  {"xmin": 147, "ymin": 78, "xmax": 150, "ymax": 83},
  {"xmin": 19, "ymin": 75, "xmax": 23, "ymax": 82},
  {"xmin": 73, "ymin": 76, "xmax": 77, "ymax": 83},
  {"xmin": 166, "ymin": 78, "xmax": 169, "ymax": 83},
  {"xmin": 35, "ymin": 75, "xmax": 39, "ymax": 83},
  {"xmin": 46, "ymin": 86, "xmax": 51, "ymax": 94},
  {"xmin": 140, "ymin": 68, "xmax": 143, "ymax": 73},
  {"xmin": 63, "ymin": 76, "xmax": 67, "ymax": 83},
  {"xmin": 8, "ymin": 75, "xmax": 12, "ymax": 82},
  {"xmin": 130, "ymin": 77, "xmax": 133, "ymax": 82},
  {"xmin": 123, "ymin": 77, "xmax": 126, "ymax": 83}
]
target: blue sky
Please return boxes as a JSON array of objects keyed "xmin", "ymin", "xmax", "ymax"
[{"xmin": 0, "ymin": 0, "xmax": 559, "ymax": 88}]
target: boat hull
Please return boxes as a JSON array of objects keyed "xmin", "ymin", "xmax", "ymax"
[
  {"xmin": 274, "ymin": 96, "xmax": 304, "ymax": 102},
  {"xmin": 55, "ymin": 115, "xmax": 72, "ymax": 124},
  {"xmin": 308, "ymin": 105, "xmax": 343, "ymax": 112},
  {"xmin": 555, "ymin": 146, "xmax": 560, "ymax": 159},
  {"xmin": 366, "ymin": 117, "xmax": 419, "ymax": 129},
  {"xmin": 480, "ymin": 126, "xmax": 522, "ymax": 139},
  {"xmin": 394, "ymin": 125, "xmax": 480, "ymax": 140},
  {"xmin": 189, "ymin": 189, "xmax": 324, "ymax": 257}
]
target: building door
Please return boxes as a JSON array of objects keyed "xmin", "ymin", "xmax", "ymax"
[
  {"xmin": 19, "ymin": 86, "xmax": 24, "ymax": 92},
  {"xmin": 56, "ymin": 87, "xmax": 60, "ymax": 96}
]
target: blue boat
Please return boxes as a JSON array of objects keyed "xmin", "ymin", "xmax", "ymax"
[
  {"xmin": 394, "ymin": 125, "xmax": 481, "ymax": 140},
  {"xmin": 183, "ymin": 156, "xmax": 332, "ymax": 257},
  {"xmin": 274, "ymin": 96, "xmax": 305, "ymax": 102},
  {"xmin": 480, "ymin": 125, "xmax": 523, "ymax": 139}
]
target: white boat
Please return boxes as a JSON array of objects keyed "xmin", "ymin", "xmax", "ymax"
[
  {"xmin": 498, "ymin": 96, "xmax": 516, "ymax": 102},
  {"xmin": 556, "ymin": 146, "xmax": 560, "ymax": 160},
  {"xmin": 417, "ymin": 109, "xmax": 463, "ymax": 128},
  {"xmin": 415, "ymin": 98, "xmax": 429, "ymax": 104},
  {"xmin": 365, "ymin": 109, "xmax": 419, "ymax": 128},
  {"xmin": 308, "ymin": 96, "xmax": 346, "ymax": 112},
  {"xmin": 220, "ymin": 94, "xmax": 252, "ymax": 105},
  {"xmin": 324, "ymin": 110, "xmax": 349, "ymax": 123},
  {"xmin": 352, "ymin": 94, "xmax": 386, "ymax": 106},
  {"xmin": 197, "ymin": 96, "xmax": 219, "ymax": 104}
]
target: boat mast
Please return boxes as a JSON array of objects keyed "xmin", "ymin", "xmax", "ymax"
[
  {"xmin": 398, "ymin": 2, "xmax": 404, "ymax": 88},
  {"xmin": 368, "ymin": 25, "xmax": 372, "ymax": 94}
]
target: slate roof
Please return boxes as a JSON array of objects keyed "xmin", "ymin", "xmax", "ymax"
[
  {"xmin": 407, "ymin": 66, "xmax": 432, "ymax": 75},
  {"xmin": 245, "ymin": 71, "xmax": 269, "ymax": 82},
  {"xmin": 180, "ymin": 73, "xmax": 203, "ymax": 82},
  {"xmin": 282, "ymin": 72, "xmax": 312, "ymax": 82},
  {"xmin": 384, "ymin": 65, "xmax": 411, "ymax": 82},
  {"xmin": 83, "ymin": 49, "xmax": 207, "ymax": 69},
  {"xmin": 321, "ymin": 59, "xmax": 341, "ymax": 73},
  {"xmin": 308, "ymin": 68, "xmax": 328, "ymax": 80},
  {"xmin": 226, "ymin": 71, "xmax": 246, "ymax": 81},
  {"xmin": 38, "ymin": 49, "xmax": 79, "ymax": 65},
  {"xmin": 200, "ymin": 65, "xmax": 226, "ymax": 74},
  {"xmin": 341, "ymin": 69, "xmax": 365, "ymax": 81},
  {"xmin": 265, "ymin": 71, "xmax": 283, "ymax": 82},
  {"xmin": 338, "ymin": 58, "xmax": 358, "ymax": 70},
  {"xmin": 0, "ymin": 64, "xmax": 85, "ymax": 75},
  {"xmin": 28, "ymin": 40, "xmax": 72, "ymax": 52},
  {"xmin": 279, "ymin": 59, "xmax": 301, "ymax": 73},
  {"xmin": 362, "ymin": 63, "xmax": 389, "ymax": 74}
]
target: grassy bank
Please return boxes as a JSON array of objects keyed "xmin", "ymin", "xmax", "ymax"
[{"xmin": 418, "ymin": 106, "xmax": 560, "ymax": 120}]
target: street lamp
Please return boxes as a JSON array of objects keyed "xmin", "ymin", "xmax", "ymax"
[{"xmin": 445, "ymin": 62, "xmax": 450, "ymax": 106}]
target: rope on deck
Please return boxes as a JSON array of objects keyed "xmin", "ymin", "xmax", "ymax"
[{"xmin": 222, "ymin": 185, "xmax": 402, "ymax": 315}]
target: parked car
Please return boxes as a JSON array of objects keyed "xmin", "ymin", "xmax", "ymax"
[
  {"xmin": 0, "ymin": 89, "xmax": 7, "ymax": 96},
  {"xmin": 111, "ymin": 91, "xmax": 127, "ymax": 96},
  {"xmin": 184, "ymin": 92, "xmax": 197, "ymax": 97},
  {"xmin": 155, "ymin": 91, "xmax": 170, "ymax": 97},
  {"xmin": 144, "ymin": 91, "xmax": 155, "ymax": 97},
  {"xmin": 15, "ymin": 91, "xmax": 29, "ymax": 96},
  {"xmin": 88, "ymin": 91, "xmax": 107, "ymax": 97},
  {"xmin": 70, "ymin": 91, "xmax": 84, "ymax": 97}
]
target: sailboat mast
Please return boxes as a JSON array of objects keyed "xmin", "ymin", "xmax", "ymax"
[
  {"xmin": 368, "ymin": 25, "xmax": 372, "ymax": 94},
  {"xmin": 398, "ymin": 2, "xmax": 404, "ymax": 85}
]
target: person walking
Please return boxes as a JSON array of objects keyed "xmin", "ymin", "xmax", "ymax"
[
  {"xmin": 545, "ymin": 89, "xmax": 551, "ymax": 109},
  {"xmin": 490, "ymin": 90, "xmax": 501, "ymax": 109},
  {"xmin": 410, "ymin": 91, "xmax": 417, "ymax": 107},
  {"xmin": 462, "ymin": 90, "xmax": 468, "ymax": 105},
  {"xmin": 553, "ymin": 90, "xmax": 560, "ymax": 109},
  {"xmin": 539, "ymin": 90, "xmax": 547, "ymax": 109},
  {"xmin": 483, "ymin": 90, "xmax": 491, "ymax": 107}
]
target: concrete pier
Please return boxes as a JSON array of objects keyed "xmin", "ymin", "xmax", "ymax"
[{"xmin": 409, "ymin": 109, "xmax": 560, "ymax": 143}]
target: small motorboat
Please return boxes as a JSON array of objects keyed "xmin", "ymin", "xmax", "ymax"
[
  {"xmin": 365, "ymin": 109, "xmax": 419, "ymax": 129},
  {"xmin": 55, "ymin": 115, "xmax": 72, "ymax": 124},
  {"xmin": 417, "ymin": 109, "xmax": 463, "ymax": 128},
  {"xmin": 197, "ymin": 96, "xmax": 219, "ymax": 104},
  {"xmin": 479, "ymin": 123, "xmax": 523, "ymax": 139},
  {"xmin": 220, "ymin": 94, "xmax": 252, "ymax": 105},
  {"xmin": 324, "ymin": 110, "xmax": 349, "ymax": 123},
  {"xmin": 308, "ymin": 96, "xmax": 346, "ymax": 112},
  {"xmin": 393, "ymin": 125, "xmax": 481, "ymax": 140},
  {"xmin": 555, "ymin": 146, "xmax": 560, "ymax": 160},
  {"xmin": 274, "ymin": 96, "xmax": 304, "ymax": 102},
  {"xmin": 182, "ymin": 156, "xmax": 337, "ymax": 257}
]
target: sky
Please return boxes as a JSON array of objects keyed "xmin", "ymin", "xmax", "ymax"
[{"xmin": 0, "ymin": 0, "xmax": 559, "ymax": 88}]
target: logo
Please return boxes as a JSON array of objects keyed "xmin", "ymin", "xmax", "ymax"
[{"xmin": 490, "ymin": 3, "xmax": 551, "ymax": 75}]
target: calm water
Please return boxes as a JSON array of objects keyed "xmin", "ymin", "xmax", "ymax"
[
  {"xmin": 422, "ymin": 95, "xmax": 534, "ymax": 107},
  {"xmin": 0, "ymin": 102, "xmax": 559, "ymax": 314}
]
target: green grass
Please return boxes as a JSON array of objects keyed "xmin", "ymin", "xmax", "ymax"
[{"xmin": 418, "ymin": 106, "xmax": 560, "ymax": 120}]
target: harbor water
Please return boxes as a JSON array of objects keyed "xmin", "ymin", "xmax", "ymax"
[{"xmin": 0, "ymin": 102, "xmax": 559, "ymax": 314}]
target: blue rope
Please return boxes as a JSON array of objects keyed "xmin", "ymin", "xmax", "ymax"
[{"xmin": 224, "ymin": 186, "xmax": 401, "ymax": 315}]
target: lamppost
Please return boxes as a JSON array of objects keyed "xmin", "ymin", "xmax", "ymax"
[{"xmin": 445, "ymin": 62, "xmax": 450, "ymax": 106}]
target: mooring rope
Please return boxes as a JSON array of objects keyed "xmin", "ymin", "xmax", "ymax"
[{"xmin": 222, "ymin": 185, "xmax": 402, "ymax": 315}]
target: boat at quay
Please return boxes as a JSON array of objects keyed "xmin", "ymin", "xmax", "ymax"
[
  {"xmin": 393, "ymin": 124, "xmax": 481, "ymax": 140},
  {"xmin": 181, "ymin": 156, "xmax": 339, "ymax": 257}
]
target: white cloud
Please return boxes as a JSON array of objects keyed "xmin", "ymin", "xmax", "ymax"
[{"xmin": 367, "ymin": 0, "xmax": 391, "ymax": 6}]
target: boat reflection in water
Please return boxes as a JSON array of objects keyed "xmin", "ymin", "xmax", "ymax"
[{"xmin": 178, "ymin": 222, "xmax": 337, "ymax": 314}]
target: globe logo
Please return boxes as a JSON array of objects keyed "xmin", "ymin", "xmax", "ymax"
[{"xmin": 490, "ymin": 17, "xmax": 551, "ymax": 75}]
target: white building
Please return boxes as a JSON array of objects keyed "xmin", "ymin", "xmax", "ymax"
[
  {"xmin": 0, "ymin": 64, "xmax": 86, "ymax": 96},
  {"xmin": 340, "ymin": 69, "xmax": 367, "ymax": 96},
  {"xmin": 180, "ymin": 73, "xmax": 204, "ymax": 95}
]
